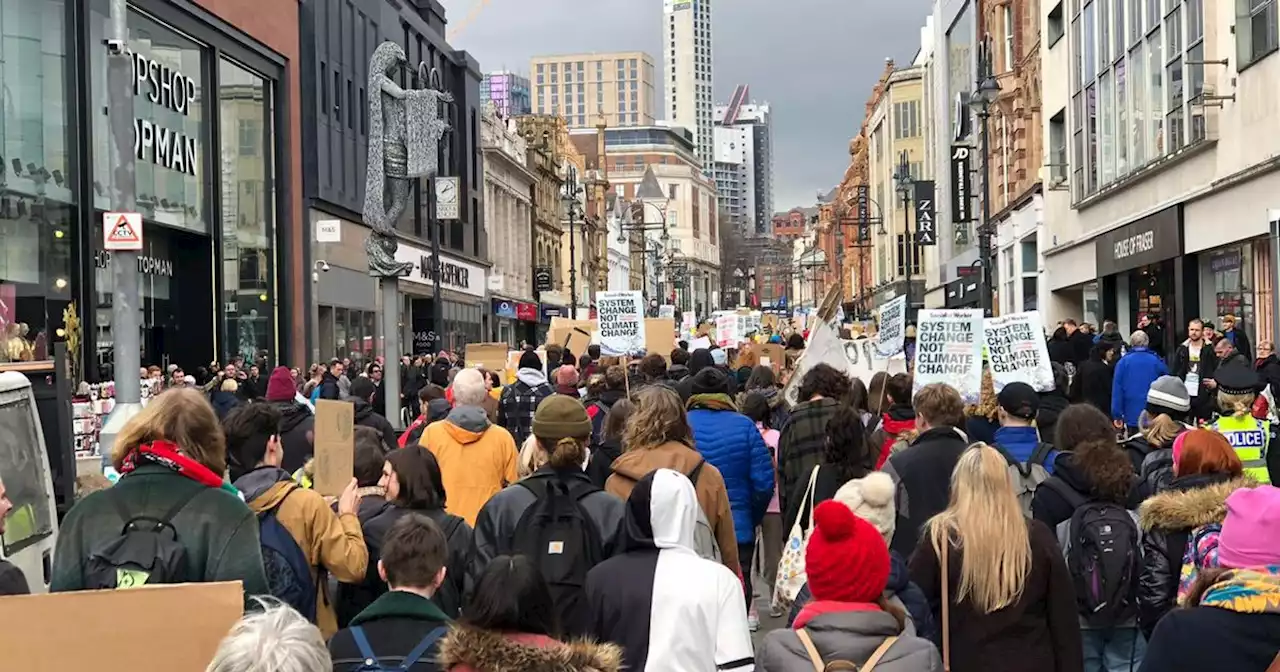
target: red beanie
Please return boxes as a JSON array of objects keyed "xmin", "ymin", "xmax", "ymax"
[
  {"xmin": 264, "ymin": 366, "xmax": 297, "ymax": 402},
  {"xmin": 805, "ymin": 500, "xmax": 891, "ymax": 603}
]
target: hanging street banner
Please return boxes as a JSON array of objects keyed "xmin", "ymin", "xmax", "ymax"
[
  {"xmin": 985, "ymin": 310, "xmax": 1055, "ymax": 392},
  {"xmin": 596, "ymin": 290, "xmax": 645, "ymax": 356},
  {"xmin": 875, "ymin": 295, "xmax": 908, "ymax": 358},
  {"xmin": 914, "ymin": 181, "xmax": 937, "ymax": 245},
  {"xmin": 914, "ymin": 309, "xmax": 984, "ymax": 403}
]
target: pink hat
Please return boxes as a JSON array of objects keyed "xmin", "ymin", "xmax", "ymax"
[{"xmin": 1218, "ymin": 486, "xmax": 1280, "ymax": 569}]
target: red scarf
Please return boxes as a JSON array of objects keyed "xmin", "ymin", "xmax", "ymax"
[
  {"xmin": 119, "ymin": 440, "xmax": 225, "ymax": 489},
  {"xmin": 793, "ymin": 600, "xmax": 882, "ymax": 629}
]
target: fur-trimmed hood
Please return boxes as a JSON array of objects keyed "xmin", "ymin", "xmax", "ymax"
[
  {"xmin": 437, "ymin": 626, "xmax": 623, "ymax": 672},
  {"xmin": 1138, "ymin": 476, "xmax": 1257, "ymax": 531}
]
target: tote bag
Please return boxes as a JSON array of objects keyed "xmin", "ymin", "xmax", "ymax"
[{"xmin": 772, "ymin": 465, "xmax": 820, "ymax": 613}]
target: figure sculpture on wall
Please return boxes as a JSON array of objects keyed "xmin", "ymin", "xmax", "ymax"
[{"xmin": 363, "ymin": 41, "xmax": 454, "ymax": 278}]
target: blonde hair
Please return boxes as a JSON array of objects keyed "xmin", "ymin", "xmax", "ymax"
[
  {"xmin": 518, "ymin": 434, "xmax": 547, "ymax": 478},
  {"xmin": 1218, "ymin": 391, "xmax": 1254, "ymax": 419},
  {"xmin": 623, "ymin": 386, "xmax": 693, "ymax": 452},
  {"xmin": 926, "ymin": 442, "xmax": 1031, "ymax": 614},
  {"xmin": 1142, "ymin": 412, "xmax": 1184, "ymax": 446},
  {"xmin": 220, "ymin": 378, "xmax": 238, "ymax": 393},
  {"xmin": 112, "ymin": 387, "xmax": 227, "ymax": 475}
]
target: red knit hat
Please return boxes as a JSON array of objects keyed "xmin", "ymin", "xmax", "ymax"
[
  {"xmin": 805, "ymin": 500, "xmax": 891, "ymax": 603},
  {"xmin": 264, "ymin": 366, "xmax": 297, "ymax": 402}
]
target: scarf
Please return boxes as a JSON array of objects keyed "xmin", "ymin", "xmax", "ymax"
[
  {"xmin": 686, "ymin": 393, "xmax": 737, "ymax": 412},
  {"xmin": 792, "ymin": 600, "xmax": 882, "ymax": 629},
  {"xmin": 1200, "ymin": 567, "xmax": 1280, "ymax": 614},
  {"xmin": 119, "ymin": 440, "xmax": 238, "ymax": 494}
]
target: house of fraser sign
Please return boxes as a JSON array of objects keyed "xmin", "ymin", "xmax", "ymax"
[{"xmin": 130, "ymin": 51, "xmax": 199, "ymax": 176}]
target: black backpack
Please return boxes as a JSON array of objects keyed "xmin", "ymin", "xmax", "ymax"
[
  {"xmin": 510, "ymin": 475, "xmax": 605, "ymax": 635},
  {"xmin": 257, "ymin": 487, "xmax": 317, "ymax": 622},
  {"xmin": 85, "ymin": 488, "xmax": 203, "ymax": 589},
  {"xmin": 1043, "ymin": 480, "xmax": 1141, "ymax": 625}
]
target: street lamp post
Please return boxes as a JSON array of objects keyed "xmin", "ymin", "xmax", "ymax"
[
  {"xmin": 970, "ymin": 50, "xmax": 1002, "ymax": 317},
  {"xmin": 562, "ymin": 164, "xmax": 583, "ymax": 317},
  {"xmin": 893, "ymin": 149, "xmax": 916, "ymax": 322},
  {"xmin": 617, "ymin": 197, "xmax": 671, "ymax": 299}
]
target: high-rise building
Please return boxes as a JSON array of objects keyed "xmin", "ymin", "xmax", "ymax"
[
  {"xmin": 714, "ymin": 84, "xmax": 773, "ymax": 235},
  {"xmin": 663, "ymin": 0, "xmax": 714, "ymax": 174},
  {"xmin": 480, "ymin": 71, "xmax": 532, "ymax": 118},
  {"xmin": 529, "ymin": 52, "xmax": 656, "ymax": 128}
]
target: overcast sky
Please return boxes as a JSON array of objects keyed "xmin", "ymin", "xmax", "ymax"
[{"xmin": 438, "ymin": 0, "xmax": 932, "ymax": 211}]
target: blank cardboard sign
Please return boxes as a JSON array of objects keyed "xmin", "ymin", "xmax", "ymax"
[
  {"xmin": 644, "ymin": 318, "xmax": 676, "ymax": 361},
  {"xmin": 313, "ymin": 399, "xmax": 355, "ymax": 497},
  {"xmin": 0, "ymin": 582, "xmax": 243, "ymax": 671},
  {"xmin": 467, "ymin": 343, "xmax": 510, "ymax": 378}
]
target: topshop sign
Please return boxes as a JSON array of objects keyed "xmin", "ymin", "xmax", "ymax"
[{"xmin": 130, "ymin": 51, "xmax": 200, "ymax": 176}]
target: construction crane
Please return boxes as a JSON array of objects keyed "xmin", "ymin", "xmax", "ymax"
[{"xmin": 447, "ymin": 0, "xmax": 495, "ymax": 40}]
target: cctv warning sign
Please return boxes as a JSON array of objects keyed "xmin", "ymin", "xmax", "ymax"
[{"xmin": 103, "ymin": 212, "xmax": 143, "ymax": 251}]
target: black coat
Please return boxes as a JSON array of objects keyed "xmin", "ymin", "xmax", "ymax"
[
  {"xmin": 0, "ymin": 559, "xmax": 29, "ymax": 595},
  {"xmin": 782, "ymin": 463, "xmax": 864, "ymax": 535},
  {"xmin": 274, "ymin": 401, "xmax": 315, "ymax": 474},
  {"xmin": 1031, "ymin": 451, "xmax": 1143, "ymax": 531},
  {"xmin": 353, "ymin": 399, "xmax": 398, "ymax": 451},
  {"xmin": 1139, "ymin": 602, "xmax": 1280, "ymax": 672},
  {"xmin": 883, "ymin": 426, "xmax": 969, "ymax": 557},
  {"xmin": 1047, "ymin": 335, "xmax": 1074, "ymax": 366},
  {"xmin": 1223, "ymin": 327, "xmax": 1254, "ymax": 363},
  {"xmin": 586, "ymin": 437, "xmax": 623, "ymax": 488},
  {"xmin": 1036, "ymin": 391, "xmax": 1069, "ymax": 446},
  {"xmin": 330, "ymin": 590, "xmax": 452, "ymax": 672},
  {"xmin": 1135, "ymin": 472, "xmax": 1253, "ymax": 639},
  {"xmin": 1256, "ymin": 354, "xmax": 1280, "ymax": 394},
  {"xmin": 1068, "ymin": 331, "xmax": 1095, "ymax": 365},
  {"xmin": 1171, "ymin": 340, "xmax": 1217, "ymax": 382},
  {"xmin": 1071, "ymin": 357, "xmax": 1113, "ymax": 414},
  {"xmin": 337, "ymin": 503, "xmax": 472, "ymax": 626},
  {"xmin": 319, "ymin": 371, "xmax": 342, "ymax": 400}
]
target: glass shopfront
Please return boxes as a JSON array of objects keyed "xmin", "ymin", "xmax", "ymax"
[
  {"xmin": 0, "ymin": 0, "xmax": 76, "ymax": 364},
  {"xmin": 1200, "ymin": 243, "xmax": 1257, "ymax": 346}
]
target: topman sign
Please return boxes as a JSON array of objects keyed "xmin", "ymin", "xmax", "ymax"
[{"xmin": 130, "ymin": 51, "xmax": 199, "ymax": 176}]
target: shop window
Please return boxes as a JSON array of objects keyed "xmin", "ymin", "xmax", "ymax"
[
  {"xmin": 220, "ymin": 58, "xmax": 276, "ymax": 364},
  {"xmin": 89, "ymin": 8, "xmax": 207, "ymax": 234},
  {"xmin": 1203, "ymin": 247, "xmax": 1255, "ymax": 346}
]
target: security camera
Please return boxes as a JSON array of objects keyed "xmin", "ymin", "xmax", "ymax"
[{"xmin": 319, "ymin": 261, "xmax": 331, "ymax": 272}]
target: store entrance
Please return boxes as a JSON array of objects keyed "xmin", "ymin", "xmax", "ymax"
[
  {"xmin": 1128, "ymin": 260, "xmax": 1176, "ymax": 359},
  {"xmin": 93, "ymin": 223, "xmax": 214, "ymax": 378}
]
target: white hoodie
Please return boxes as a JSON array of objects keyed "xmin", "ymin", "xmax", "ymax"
[{"xmin": 585, "ymin": 468, "xmax": 755, "ymax": 671}]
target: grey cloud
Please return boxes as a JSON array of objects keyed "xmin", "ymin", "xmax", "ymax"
[{"xmin": 439, "ymin": 0, "xmax": 931, "ymax": 210}]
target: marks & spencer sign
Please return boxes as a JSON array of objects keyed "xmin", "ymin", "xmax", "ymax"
[
  {"xmin": 1094, "ymin": 206, "xmax": 1183, "ymax": 277},
  {"xmin": 395, "ymin": 243, "xmax": 487, "ymax": 298}
]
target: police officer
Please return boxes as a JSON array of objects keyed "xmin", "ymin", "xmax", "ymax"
[{"xmin": 1210, "ymin": 360, "xmax": 1277, "ymax": 484}]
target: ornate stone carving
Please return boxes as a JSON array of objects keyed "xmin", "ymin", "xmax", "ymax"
[{"xmin": 363, "ymin": 41, "xmax": 453, "ymax": 278}]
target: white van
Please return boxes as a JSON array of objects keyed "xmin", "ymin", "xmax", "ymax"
[{"xmin": 0, "ymin": 370, "xmax": 60, "ymax": 593}]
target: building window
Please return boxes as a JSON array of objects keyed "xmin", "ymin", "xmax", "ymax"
[
  {"xmin": 895, "ymin": 234, "xmax": 922, "ymax": 276},
  {"xmin": 1048, "ymin": 1, "xmax": 1066, "ymax": 46},
  {"xmin": 1237, "ymin": 0, "xmax": 1279, "ymax": 68},
  {"xmin": 1003, "ymin": 4, "xmax": 1016, "ymax": 70}
]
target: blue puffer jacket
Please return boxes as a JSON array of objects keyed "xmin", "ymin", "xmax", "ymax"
[
  {"xmin": 1111, "ymin": 346, "xmax": 1169, "ymax": 427},
  {"xmin": 688, "ymin": 408, "xmax": 774, "ymax": 545}
]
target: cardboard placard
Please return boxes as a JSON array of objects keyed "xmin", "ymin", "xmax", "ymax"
[
  {"xmin": 0, "ymin": 582, "xmax": 242, "ymax": 671},
  {"xmin": 760, "ymin": 343, "xmax": 785, "ymax": 373},
  {"xmin": 548, "ymin": 317, "xmax": 596, "ymax": 357},
  {"xmin": 644, "ymin": 318, "xmax": 676, "ymax": 361},
  {"xmin": 313, "ymin": 399, "xmax": 355, "ymax": 497},
  {"xmin": 467, "ymin": 343, "xmax": 510, "ymax": 378}
]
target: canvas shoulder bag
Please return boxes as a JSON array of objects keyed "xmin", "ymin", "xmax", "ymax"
[
  {"xmin": 795, "ymin": 628, "xmax": 899, "ymax": 672},
  {"xmin": 772, "ymin": 465, "xmax": 821, "ymax": 613}
]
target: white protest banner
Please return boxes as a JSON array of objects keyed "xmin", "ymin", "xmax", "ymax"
[
  {"xmin": 715, "ymin": 314, "xmax": 739, "ymax": 347},
  {"xmin": 596, "ymin": 290, "xmax": 645, "ymax": 356},
  {"xmin": 914, "ymin": 309, "xmax": 984, "ymax": 403},
  {"xmin": 875, "ymin": 295, "xmax": 907, "ymax": 358},
  {"xmin": 985, "ymin": 310, "xmax": 1055, "ymax": 392},
  {"xmin": 783, "ymin": 322, "xmax": 908, "ymax": 405},
  {"xmin": 658, "ymin": 304, "xmax": 676, "ymax": 319},
  {"xmin": 681, "ymin": 311, "xmax": 697, "ymax": 335},
  {"xmin": 689, "ymin": 336, "xmax": 712, "ymax": 351}
]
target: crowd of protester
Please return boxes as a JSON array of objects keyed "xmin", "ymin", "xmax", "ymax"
[{"xmin": 4, "ymin": 322, "xmax": 1280, "ymax": 672}]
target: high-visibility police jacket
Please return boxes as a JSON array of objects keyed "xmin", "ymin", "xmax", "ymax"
[{"xmin": 1214, "ymin": 414, "xmax": 1272, "ymax": 484}]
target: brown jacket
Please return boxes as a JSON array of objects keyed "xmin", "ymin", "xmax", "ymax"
[
  {"xmin": 245, "ymin": 480, "xmax": 368, "ymax": 639},
  {"xmin": 605, "ymin": 440, "xmax": 741, "ymax": 577}
]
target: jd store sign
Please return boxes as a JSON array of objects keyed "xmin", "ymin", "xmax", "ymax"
[{"xmin": 1094, "ymin": 206, "xmax": 1183, "ymax": 277}]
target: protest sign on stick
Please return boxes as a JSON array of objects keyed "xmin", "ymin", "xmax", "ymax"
[
  {"xmin": 985, "ymin": 311, "xmax": 1055, "ymax": 392},
  {"xmin": 644, "ymin": 318, "xmax": 676, "ymax": 360},
  {"xmin": 913, "ymin": 309, "xmax": 985, "ymax": 403},
  {"xmin": 875, "ymin": 295, "xmax": 908, "ymax": 358},
  {"xmin": 596, "ymin": 291, "xmax": 645, "ymax": 356}
]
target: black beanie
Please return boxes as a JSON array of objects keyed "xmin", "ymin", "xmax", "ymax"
[
  {"xmin": 689, "ymin": 348, "xmax": 715, "ymax": 375},
  {"xmin": 690, "ymin": 366, "xmax": 730, "ymax": 396},
  {"xmin": 519, "ymin": 350, "xmax": 543, "ymax": 371}
]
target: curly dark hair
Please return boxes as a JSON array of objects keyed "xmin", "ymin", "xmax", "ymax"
[
  {"xmin": 797, "ymin": 363, "xmax": 851, "ymax": 401},
  {"xmin": 639, "ymin": 353, "xmax": 667, "ymax": 380},
  {"xmin": 824, "ymin": 405, "xmax": 874, "ymax": 482},
  {"xmin": 1053, "ymin": 403, "xmax": 1117, "ymax": 451}
]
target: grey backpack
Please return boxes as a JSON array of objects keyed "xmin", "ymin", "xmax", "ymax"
[{"xmin": 995, "ymin": 442, "xmax": 1054, "ymax": 517}]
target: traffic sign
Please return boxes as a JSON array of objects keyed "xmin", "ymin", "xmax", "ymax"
[{"xmin": 103, "ymin": 212, "xmax": 143, "ymax": 251}]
